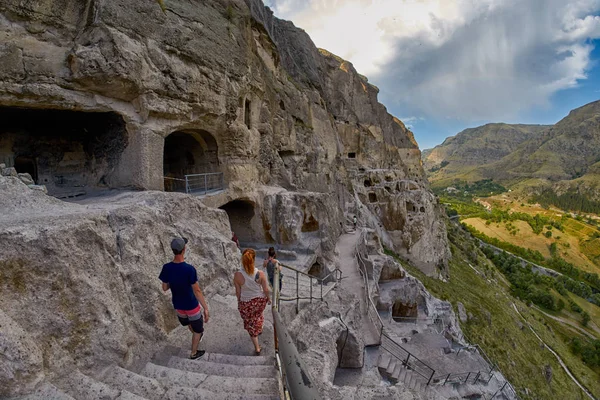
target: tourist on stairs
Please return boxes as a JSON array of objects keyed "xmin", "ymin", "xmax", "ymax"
[
  {"xmin": 263, "ymin": 247, "xmax": 283, "ymax": 290},
  {"xmin": 159, "ymin": 237, "xmax": 210, "ymax": 360},
  {"xmin": 234, "ymin": 248, "xmax": 271, "ymax": 355}
]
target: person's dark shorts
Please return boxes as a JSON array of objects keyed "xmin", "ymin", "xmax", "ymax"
[{"xmin": 176, "ymin": 305, "xmax": 204, "ymax": 334}]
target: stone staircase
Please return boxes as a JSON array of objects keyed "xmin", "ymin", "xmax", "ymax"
[
  {"xmin": 16, "ymin": 348, "xmax": 280, "ymax": 400},
  {"xmin": 377, "ymin": 353, "xmax": 429, "ymax": 393}
]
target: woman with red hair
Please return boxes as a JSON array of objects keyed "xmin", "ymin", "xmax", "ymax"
[{"xmin": 233, "ymin": 248, "xmax": 271, "ymax": 354}]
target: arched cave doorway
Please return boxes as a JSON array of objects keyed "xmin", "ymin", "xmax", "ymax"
[
  {"xmin": 163, "ymin": 130, "xmax": 219, "ymax": 192},
  {"xmin": 219, "ymin": 199, "xmax": 257, "ymax": 245},
  {"xmin": 0, "ymin": 107, "xmax": 127, "ymax": 198}
]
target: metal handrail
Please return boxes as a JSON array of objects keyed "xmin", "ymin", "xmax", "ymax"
[
  {"xmin": 381, "ymin": 333, "xmax": 436, "ymax": 385},
  {"xmin": 271, "ymin": 268, "xmax": 322, "ymax": 400},
  {"xmin": 278, "ymin": 262, "xmax": 342, "ymax": 313},
  {"xmin": 354, "ymin": 229, "xmax": 384, "ymax": 339}
]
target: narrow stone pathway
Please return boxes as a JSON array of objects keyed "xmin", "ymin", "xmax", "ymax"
[{"xmin": 335, "ymin": 230, "xmax": 381, "ymax": 346}]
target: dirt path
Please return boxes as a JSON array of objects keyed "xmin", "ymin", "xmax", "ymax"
[
  {"xmin": 533, "ymin": 306, "xmax": 600, "ymax": 339},
  {"xmin": 512, "ymin": 303, "xmax": 597, "ymax": 400}
]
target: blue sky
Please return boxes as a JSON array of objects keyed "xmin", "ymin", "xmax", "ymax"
[{"xmin": 264, "ymin": 0, "xmax": 600, "ymax": 150}]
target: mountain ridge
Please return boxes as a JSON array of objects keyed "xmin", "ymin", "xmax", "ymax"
[{"xmin": 424, "ymin": 99, "xmax": 600, "ymax": 199}]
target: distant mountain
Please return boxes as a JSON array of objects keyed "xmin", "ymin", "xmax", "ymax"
[
  {"xmin": 424, "ymin": 100, "xmax": 600, "ymax": 199},
  {"xmin": 423, "ymin": 123, "xmax": 550, "ymax": 185}
]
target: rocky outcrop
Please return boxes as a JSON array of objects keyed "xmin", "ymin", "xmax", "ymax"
[{"xmin": 0, "ymin": 175, "xmax": 239, "ymax": 396}]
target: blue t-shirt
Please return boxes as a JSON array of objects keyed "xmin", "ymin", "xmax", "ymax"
[{"xmin": 159, "ymin": 262, "xmax": 199, "ymax": 311}]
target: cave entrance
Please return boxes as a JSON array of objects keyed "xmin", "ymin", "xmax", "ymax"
[
  {"xmin": 0, "ymin": 107, "xmax": 127, "ymax": 198},
  {"xmin": 14, "ymin": 156, "xmax": 37, "ymax": 183},
  {"xmin": 392, "ymin": 300, "xmax": 418, "ymax": 322},
  {"xmin": 219, "ymin": 199, "xmax": 257, "ymax": 245},
  {"xmin": 163, "ymin": 130, "xmax": 220, "ymax": 193}
]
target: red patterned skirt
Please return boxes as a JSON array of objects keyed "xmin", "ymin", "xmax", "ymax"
[{"xmin": 238, "ymin": 296, "xmax": 268, "ymax": 337}]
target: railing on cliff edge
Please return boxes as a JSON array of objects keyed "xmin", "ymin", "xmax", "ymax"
[
  {"xmin": 277, "ymin": 262, "xmax": 342, "ymax": 314},
  {"xmin": 164, "ymin": 172, "xmax": 224, "ymax": 195},
  {"xmin": 354, "ymin": 229, "xmax": 521, "ymax": 396},
  {"xmin": 271, "ymin": 266, "xmax": 322, "ymax": 400}
]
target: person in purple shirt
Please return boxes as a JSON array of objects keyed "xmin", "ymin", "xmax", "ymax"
[{"xmin": 159, "ymin": 237, "xmax": 210, "ymax": 359}]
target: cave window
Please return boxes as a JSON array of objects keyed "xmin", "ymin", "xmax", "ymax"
[
  {"xmin": 364, "ymin": 179, "xmax": 372, "ymax": 188},
  {"xmin": 369, "ymin": 192, "xmax": 377, "ymax": 203},
  {"xmin": 279, "ymin": 100, "xmax": 286, "ymax": 111},
  {"xmin": 406, "ymin": 201, "xmax": 416, "ymax": 213},
  {"xmin": 244, "ymin": 99, "xmax": 251, "ymax": 128},
  {"xmin": 385, "ymin": 186, "xmax": 392, "ymax": 194},
  {"xmin": 347, "ymin": 152, "xmax": 356, "ymax": 159},
  {"xmin": 14, "ymin": 156, "xmax": 37, "ymax": 183},
  {"xmin": 420, "ymin": 206, "xmax": 425, "ymax": 213}
]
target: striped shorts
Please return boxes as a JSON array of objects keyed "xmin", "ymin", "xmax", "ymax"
[{"xmin": 176, "ymin": 305, "xmax": 204, "ymax": 334}]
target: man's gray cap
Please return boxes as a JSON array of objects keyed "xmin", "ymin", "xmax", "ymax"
[{"xmin": 171, "ymin": 237, "xmax": 188, "ymax": 252}]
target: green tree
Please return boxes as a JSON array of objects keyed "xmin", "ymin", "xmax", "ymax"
[{"xmin": 582, "ymin": 311, "xmax": 590, "ymax": 327}]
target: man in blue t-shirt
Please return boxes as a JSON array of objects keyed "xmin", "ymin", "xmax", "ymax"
[{"xmin": 159, "ymin": 237, "xmax": 210, "ymax": 359}]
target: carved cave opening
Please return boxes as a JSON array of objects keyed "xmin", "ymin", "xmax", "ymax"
[
  {"xmin": 347, "ymin": 152, "xmax": 356, "ymax": 159},
  {"xmin": 0, "ymin": 106, "xmax": 127, "ymax": 198},
  {"xmin": 368, "ymin": 192, "xmax": 377, "ymax": 203},
  {"xmin": 364, "ymin": 179, "xmax": 372, "ymax": 187},
  {"xmin": 308, "ymin": 262, "xmax": 324, "ymax": 279},
  {"xmin": 392, "ymin": 300, "xmax": 418, "ymax": 322},
  {"xmin": 406, "ymin": 201, "xmax": 416, "ymax": 213},
  {"xmin": 219, "ymin": 199, "xmax": 257, "ymax": 245},
  {"xmin": 244, "ymin": 99, "xmax": 251, "ymax": 128},
  {"xmin": 163, "ymin": 130, "xmax": 219, "ymax": 192}
]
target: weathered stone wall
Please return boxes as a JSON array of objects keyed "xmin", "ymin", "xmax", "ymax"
[{"xmin": 0, "ymin": 0, "xmax": 448, "ymax": 271}]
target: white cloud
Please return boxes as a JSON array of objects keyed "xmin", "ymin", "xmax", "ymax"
[{"xmin": 266, "ymin": 0, "xmax": 600, "ymax": 121}]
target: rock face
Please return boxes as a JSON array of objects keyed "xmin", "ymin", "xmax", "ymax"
[
  {"xmin": 0, "ymin": 0, "xmax": 449, "ymax": 272},
  {"xmin": 0, "ymin": 175, "xmax": 239, "ymax": 396},
  {"xmin": 0, "ymin": 0, "xmax": 451, "ymax": 395}
]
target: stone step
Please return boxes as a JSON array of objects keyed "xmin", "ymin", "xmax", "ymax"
[
  {"xmin": 200, "ymin": 374, "xmax": 278, "ymax": 395},
  {"xmin": 15, "ymin": 383, "xmax": 75, "ymax": 400},
  {"xmin": 173, "ymin": 350, "xmax": 274, "ymax": 366},
  {"xmin": 55, "ymin": 370, "xmax": 121, "ymax": 400},
  {"xmin": 100, "ymin": 365, "xmax": 165, "ymax": 400},
  {"xmin": 140, "ymin": 363, "xmax": 207, "ymax": 389},
  {"xmin": 163, "ymin": 387, "xmax": 279, "ymax": 400},
  {"xmin": 377, "ymin": 353, "xmax": 391, "ymax": 371},
  {"xmin": 390, "ymin": 363, "xmax": 403, "ymax": 384},
  {"xmin": 385, "ymin": 360, "xmax": 397, "ymax": 375},
  {"xmin": 167, "ymin": 356, "xmax": 275, "ymax": 378},
  {"xmin": 398, "ymin": 368, "xmax": 407, "ymax": 383},
  {"xmin": 140, "ymin": 362, "xmax": 278, "ymax": 395}
]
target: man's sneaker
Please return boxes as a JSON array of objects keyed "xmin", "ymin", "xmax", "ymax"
[{"xmin": 190, "ymin": 350, "xmax": 205, "ymax": 360}]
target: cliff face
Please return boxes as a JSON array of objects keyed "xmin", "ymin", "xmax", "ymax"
[{"xmin": 0, "ymin": 0, "xmax": 449, "ymax": 394}]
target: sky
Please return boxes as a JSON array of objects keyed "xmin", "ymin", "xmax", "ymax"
[{"xmin": 264, "ymin": 0, "xmax": 600, "ymax": 150}]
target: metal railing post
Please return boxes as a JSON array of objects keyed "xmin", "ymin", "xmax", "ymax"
[
  {"xmin": 296, "ymin": 270, "xmax": 299, "ymax": 314},
  {"xmin": 427, "ymin": 370, "xmax": 434, "ymax": 386},
  {"xmin": 465, "ymin": 372, "xmax": 471, "ymax": 384},
  {"xmin": 444, "ymin": 373, "xmax": 451, "ymax": 385},
  {"xmin": 320, "ymin": 280, "xmax": 323, "ymax": 301},
  {"xmin": 204, "ymin": 174, "xmax": 207, "ymax": 194},
  {"xmin": 310, "ymin": 277, "xmax": 313, "ymax": 303},
  {"xmin": 405, "ymin": 353, "xmax": 411, "ymax": 366},
  {"xmin": 474, "ymin": 372, "xmax": 480, "ymax": 384}
]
